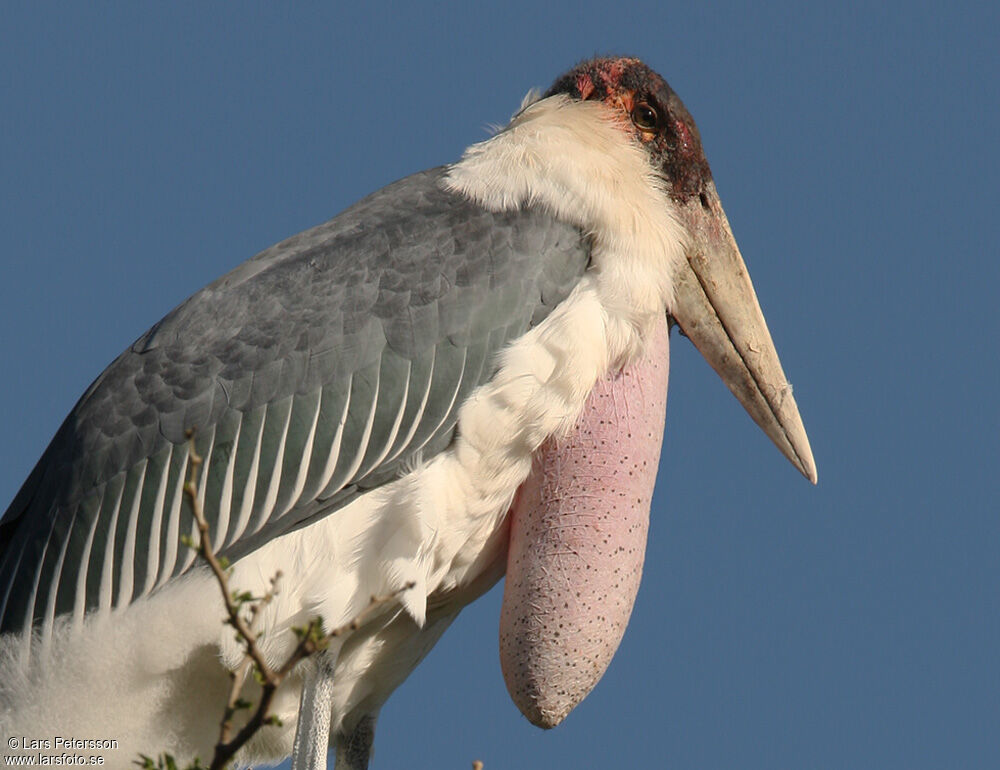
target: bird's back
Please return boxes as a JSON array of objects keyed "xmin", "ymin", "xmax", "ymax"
[{"xmin": 0, "ymin": 167, "xmax": 590, "ymax": 637}]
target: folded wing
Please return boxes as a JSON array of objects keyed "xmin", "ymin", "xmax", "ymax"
[{"xmin": 0, "ymin": 168, "xmax": 591, "ymax": 637}]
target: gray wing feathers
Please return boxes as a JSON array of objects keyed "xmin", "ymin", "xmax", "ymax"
[{"xmin": 0, "ymin": 167, "xmax": 590, "ymax": 634}]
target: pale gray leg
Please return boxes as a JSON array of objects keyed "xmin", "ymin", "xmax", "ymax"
[
  {"xmin": 291, "ymin": 653, "xmax": 336, "ymax": 770},
  {"xmin": 334, "ymin": 714, "xmax": 377, "ymax": 770}
]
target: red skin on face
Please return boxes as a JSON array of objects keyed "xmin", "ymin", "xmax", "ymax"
[
  {"xmin": 547, "ymin": 57, "xmax": 713, "ymax": 199},
  {"xmin": 500, "ymin": 316, "xmax": 670, "ymax": 728}
]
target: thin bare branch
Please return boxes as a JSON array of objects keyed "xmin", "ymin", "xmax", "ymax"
[{"xmin": 178, "ymin": 429, "xmax": 414, "ymax": 770}]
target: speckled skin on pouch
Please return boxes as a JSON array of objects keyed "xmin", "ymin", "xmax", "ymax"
[{"xmin": 499, "ymin": 315, "xmax": 669, "ymax": 728}]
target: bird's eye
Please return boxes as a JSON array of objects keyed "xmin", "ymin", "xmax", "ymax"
[{"xmin": 631, "ymin": 102, "xmax": 658, "ymax": 131}]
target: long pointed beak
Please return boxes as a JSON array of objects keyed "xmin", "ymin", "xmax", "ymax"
[{"xmin": 671, "ymin": 181, "xmax": 817, "ymax": 483}]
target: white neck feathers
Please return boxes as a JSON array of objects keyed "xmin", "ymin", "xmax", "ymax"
[{"xmin": 444, "ymin": 93, "xmax": 687, "ymax": 342}]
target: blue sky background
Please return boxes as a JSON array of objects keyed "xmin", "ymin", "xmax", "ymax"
[{"xmin": 1, "ymin": 2, "xmax": 997, "ymax": 768}]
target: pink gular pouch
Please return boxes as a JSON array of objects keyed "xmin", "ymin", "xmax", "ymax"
[{"xmin": 500, "ymin": 315, "xmax": 670, "ymax": 728}]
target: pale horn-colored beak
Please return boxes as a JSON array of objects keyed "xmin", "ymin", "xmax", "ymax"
[{"xmin": 671, "ymin": 181, "xmax": 817, "ymax": 483}]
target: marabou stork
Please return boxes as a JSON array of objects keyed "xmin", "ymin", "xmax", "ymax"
[{"xmin": 0, "ymin": 57, "xmax": 816, "ymax": 769}]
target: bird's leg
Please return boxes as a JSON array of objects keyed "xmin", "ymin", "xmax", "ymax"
[
  {"xmin": 334, "ymin": 714, "xmax": 377, "ymax": 770},
  {"xmin": 290, "ymin": 652, "xmax": 337, "ymax": 770}
]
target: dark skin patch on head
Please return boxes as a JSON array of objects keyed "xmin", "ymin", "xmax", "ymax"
[{"xmin": 545, "ymin": 57, "xmax": 712, "ymax": 200}]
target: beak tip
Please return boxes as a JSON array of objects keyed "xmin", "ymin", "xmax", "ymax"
[{"xmin": 790, "ymin": 436, "xmax": 818, "ymax": 485}]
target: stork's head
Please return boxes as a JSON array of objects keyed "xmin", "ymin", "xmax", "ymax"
[
  {"xmin": 545, "ymin": 57, "xmax": 710, "ymax": 201},
  {"xmin": 546, "ymin": 57, "xmax": 817, "ymax": 482}
]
